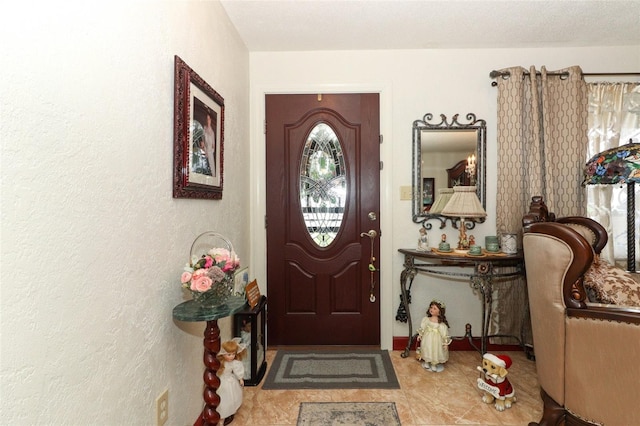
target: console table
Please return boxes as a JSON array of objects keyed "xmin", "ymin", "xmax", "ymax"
[
  {"xmin": 397, "ymin": 248, "xmax": 524, "ymax": 358},
  {"xmin": 173, "ymin": 296, "xmax": 247, "ymax": 426}
]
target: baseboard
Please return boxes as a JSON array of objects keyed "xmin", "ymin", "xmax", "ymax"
[{"xmin": 392, "ymin": 336, "xmax": 523, "ymax": 352}]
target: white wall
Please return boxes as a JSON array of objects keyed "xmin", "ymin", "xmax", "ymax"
[
  {"xmin": 249, "ymin": 46, "xmax": 640, "ymax": 349},
  {"xmin": 1, "ymin": 1, "xmax": 249, "ymax": 424}
]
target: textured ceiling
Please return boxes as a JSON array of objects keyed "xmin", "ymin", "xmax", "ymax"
[{"xmin": 220, "ymin": 0, "xmax": 640, "ymax": 51}]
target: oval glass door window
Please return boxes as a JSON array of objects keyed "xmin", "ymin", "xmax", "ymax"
[{"xmin": 299, "ymin": 123, "xmax": 347, "ymax": 248}]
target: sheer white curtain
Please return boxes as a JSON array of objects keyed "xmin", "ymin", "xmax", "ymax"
[{"xmin": 586, "ymin": 83, "xmax": 640, "ymax": 269}]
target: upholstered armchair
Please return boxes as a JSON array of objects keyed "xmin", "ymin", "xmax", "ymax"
[
  {"xmin": 523, "ymin": 221, "xmax": 640, "ymax": 426},
  {"xmin": 523, "ymin": 195, "xmax": 640, "ymax": 306}
]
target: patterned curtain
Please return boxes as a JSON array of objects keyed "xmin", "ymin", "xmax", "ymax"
[
  {"xmin": 492, "ymin": 66, "xmax": 588, "ymax": 344},
  {"xmin": 586, "ymin": 83, "xmax": 640, "ymax": 268}
]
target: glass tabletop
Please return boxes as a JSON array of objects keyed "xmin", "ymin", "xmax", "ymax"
[{"xmin": 173, "ymin": 295, "xmax": 248, "ymax": 322}]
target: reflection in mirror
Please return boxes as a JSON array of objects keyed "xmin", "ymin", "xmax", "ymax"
[{"xmin": 412, "ymin": 113, "xmax": 486, "ymax": 229}]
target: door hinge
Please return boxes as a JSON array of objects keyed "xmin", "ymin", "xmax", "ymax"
[
  {"xmin": 379, "ymin": 134, "xmax": 383, "ymax": 144},
  {"xmin": 264, "ymin": 215, "xmax": 268, "ymax": 228},
  {"xmin": 380, "ymin": 161, "xmax": 383, "ymax": 170},
  {"xmin": 264, "ymin": 120, "xmax": 267, "ymax": 134}
]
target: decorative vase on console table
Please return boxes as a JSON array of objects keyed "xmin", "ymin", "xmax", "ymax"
[{"xmin": 500, "ymin": 233, "xmax": 518, "ymax": 254}]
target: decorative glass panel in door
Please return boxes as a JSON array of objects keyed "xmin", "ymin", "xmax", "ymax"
[{"xmin": 299, "ymin": 123, "xmax": 346, "ymax": 248}]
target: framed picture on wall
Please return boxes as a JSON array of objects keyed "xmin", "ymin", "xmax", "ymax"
[
  {"xmin": 173, "ymin": 55, "xmax": 225, "ymax": 199},
  {"xmin": 422, "ymin": 177, "xmax": 434, "ymax": 211}
]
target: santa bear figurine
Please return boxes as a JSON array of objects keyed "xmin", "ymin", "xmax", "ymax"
[{"xmin": 476, "ymin": 353, "xmax": 516, "ymax": 411}]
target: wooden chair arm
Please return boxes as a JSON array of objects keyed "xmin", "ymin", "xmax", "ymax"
[{"xmin": 555, "ymin": 216, "xmax": 608, "ymax": 254}]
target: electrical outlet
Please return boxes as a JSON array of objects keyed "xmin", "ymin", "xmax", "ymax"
[
  {"xmin": 156, "ymin": 389, "xmax": 168, "ymax": 426},
  {"xmin": 400, "ymin": 186, "xmax": 413, "ymax": 200}
]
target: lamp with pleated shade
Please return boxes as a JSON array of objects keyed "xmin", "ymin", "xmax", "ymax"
[{"xmin": 441, "ymin": 186, "xmax": 487, "ymax": 251}]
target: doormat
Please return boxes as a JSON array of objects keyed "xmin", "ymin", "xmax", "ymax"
[
  {"xmin": 262, "ymin": 350, "xmax": 400, "ymax": 390},
  {"xmin": 297, "ymin": 402, "xmax": 401, "ymax": 426}
]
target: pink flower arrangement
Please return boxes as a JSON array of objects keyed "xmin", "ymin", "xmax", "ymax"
[{"xmin": 181, "ymin": 246, "xmax": 240, "ymax": 295}]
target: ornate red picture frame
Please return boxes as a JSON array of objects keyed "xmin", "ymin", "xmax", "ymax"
[{"xmin": 173, "ymin": 56, "xmax": 224, "ymax": 199}]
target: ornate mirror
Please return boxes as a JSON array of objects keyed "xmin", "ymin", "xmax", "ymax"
[{"xmin": 412, "ymin": 113, "xmax": 486, "ymax": 228}]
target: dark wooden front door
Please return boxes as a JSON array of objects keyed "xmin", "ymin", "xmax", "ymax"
[{"xmin": 265, "ymin": 93, "xmax": 381, "ymax": 346}]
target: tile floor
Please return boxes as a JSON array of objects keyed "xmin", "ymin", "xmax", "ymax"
[{"xmin": 230, "ymin": 349, "xmax": 542, "ymax": 425}]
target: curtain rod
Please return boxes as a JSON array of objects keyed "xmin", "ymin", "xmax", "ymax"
[{"xmin": 490, "ymin": 70, "xmax": 640, "ymax": 85}]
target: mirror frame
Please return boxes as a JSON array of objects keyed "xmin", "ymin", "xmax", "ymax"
[{"xmin": 412, "ymin": 113, "xmax": 486, "ymax": 229}]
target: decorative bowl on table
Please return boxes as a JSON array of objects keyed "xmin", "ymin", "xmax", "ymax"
[
  {"xmin": 438, "ymin": 242, "xmax": 451, "ymax": 252},
  {"xmin": 486, "ymin": 242, "xmax": 501, "ymax": 253}
]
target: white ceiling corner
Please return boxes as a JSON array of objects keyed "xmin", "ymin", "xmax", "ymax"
[{"xmin": 219, "ymin": 0, "xmax": 640, "ymax": 51}]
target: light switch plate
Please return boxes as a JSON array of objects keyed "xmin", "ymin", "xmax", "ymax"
[{"xmin": 400, "ymin": 186, "xmax": 413, "ymax": 200}]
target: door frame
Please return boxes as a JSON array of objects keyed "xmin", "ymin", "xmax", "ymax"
[{"xmin": 249, "ymin": 83, "xmax": 394, "ymax": 349}]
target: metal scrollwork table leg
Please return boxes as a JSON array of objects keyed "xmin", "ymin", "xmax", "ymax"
[
  {"xmin": 399, "ymin": 259, "xmax": 417, "ymax": 358},
  {"xmin": 396, "ymin": 249, "xmax": 525, "ymax": 358}
]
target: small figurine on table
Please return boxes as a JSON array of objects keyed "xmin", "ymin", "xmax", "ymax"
[
  {"xmin": 216, "ymin": 337, "xmax": 247, "ymax": 426},
  {"xmin": 417, "ymin": 228, "xmax": 429, "ymax": 251},
  {"xmin": 458, "ymin": 226, "xmax": 469, "ymax": 250},
  {"xmin": 416, "ymin": 299, "xmax": 452, "ymax": 372},
  {"xmin": 469, "ymin": 235, "xmax": 475, "ymax": 247}
]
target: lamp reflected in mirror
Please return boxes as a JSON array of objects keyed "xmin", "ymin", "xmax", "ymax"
[{"xmin": 429, "ymin": 188, "xmax": 454, "ymax": 214}]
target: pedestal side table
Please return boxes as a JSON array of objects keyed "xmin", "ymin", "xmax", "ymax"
[{"xmin": 173, "ymin": 296, "xmax": 247, "ymax": 426}]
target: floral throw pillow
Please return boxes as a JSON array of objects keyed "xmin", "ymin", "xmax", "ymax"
[{"xmin": 583, "ymin": 256, "xmax": 640, "ymax": 307}]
